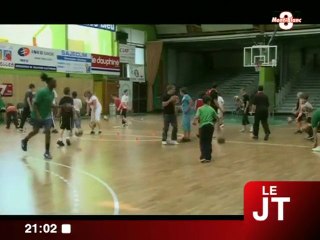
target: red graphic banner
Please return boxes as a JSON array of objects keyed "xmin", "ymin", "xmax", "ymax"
[
  {"xmin": 0, "ymin": 83, "xmax": 13, "ymax": 96},
  {"xmin": 1, "ymin": 182, "xmax": 320, "ymax": 240},
  {"xmin": 91, "ymin": 54, "xmax": 120, "ymax": 75}
]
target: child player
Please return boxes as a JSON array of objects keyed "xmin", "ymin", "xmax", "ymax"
[
  {"xmin": 311, "ymin": 108, "xmax": 320, "ymax": 152},
  {"xmin": 118, "ymin": 90, "xmax": 129, "ymax": 127},
  {"xmin": 57, "ymin": 87, "xmax": 74, "ymax": 147},
  {"xmin": 5, "ymin": 103, "xmax": 19, "ymax": 129},
  {"xmin": 195, "ymin": 92, "xmax": 205, "ymax": 138},
  {"xmin": 193, "ymin": 95, "xmax": 219, "ymax": 163},
  {"xmin": 72, "ymin": 91, "xmax": 82, "ymax": 134},
  {"xmin": 21, "ymin": 73, "xmax": 56, "ymax": 160}
]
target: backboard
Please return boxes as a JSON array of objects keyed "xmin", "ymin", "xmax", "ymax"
[{"xmin": 243, "ymin": 45, "xmax": 277, "ymax": 68}]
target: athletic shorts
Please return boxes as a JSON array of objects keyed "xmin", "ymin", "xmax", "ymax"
[
  {"xmin": 306, "ymin": 117, "xmax": 311, "ymax": 124},
  {"xmin": 121, "ymin": 108, "xmax": 127, "ymax": 118},
  {"xmin": 30, "ymin": 118, "xmax": 52, "ymax": 130},
  {"xmin": 297, "ymin": 113, "xmax": 306, "ymax": 122},
  {"xmin": 91, "ymin": 107, "xmax": 101, "ymax": 122},
  {"xmin": 60, "ymin": 115, "xmax": 73, "ymax": 130}
]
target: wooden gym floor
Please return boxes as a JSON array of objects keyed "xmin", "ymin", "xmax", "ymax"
[{"xmin": 1, "ymin": 114, "xmax": 320, "ymax": 215}]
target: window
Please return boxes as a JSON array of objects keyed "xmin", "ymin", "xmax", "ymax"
[
  {"xmin": 120, "ymin": 63, "xmax": 130, "ymax": 79},
  {"xmin": 135, "ymin": 47, "xmax": 145, "ymax": 65}
]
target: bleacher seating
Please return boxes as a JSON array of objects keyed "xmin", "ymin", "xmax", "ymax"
[
  {"xmin": 276, "ymin": 71, "xmax": 320, "ymax": 113},
  {"xmin": 187, "ymin": 71, "xmax": 259, "ymax": 113}
]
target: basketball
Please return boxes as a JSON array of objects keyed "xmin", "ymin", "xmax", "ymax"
[
  {"xmin": 75, "ymin": 129, "xmax": 83, "ymax": 137},
  {"xmin": 173, "ymin": 95, "xmax": 179, "ymax": 104},
  {"xmin": 103, "ymin": 115, "xmax": 109, "ymax": 121},
  {"xmin": 217, "ymin": 137, "xmax": 226, "ymax": 144},
  {"xmin": 287, "ymin": 116, "xmax": 293, "ymax": 124},
  {"xmin": 89, "ymin": 122, "xmax": 96, "ymax": 128}
]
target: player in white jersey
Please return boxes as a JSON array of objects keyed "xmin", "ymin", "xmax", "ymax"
[
  {"xmin": 84, "ymin": 91, "xmax": 102, "ymax": 134},
  {"xmin": 72, "ymin": 91, "xmax": 83, "ymax": 134},
  {"xmin": 118, "ymin": 90, "xmax": 129, "ymax": 127}
]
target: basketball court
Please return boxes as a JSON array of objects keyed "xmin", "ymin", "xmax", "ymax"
[{"xmin": 1, "ymin": 114, "xmax": 320, "ymax": 215}]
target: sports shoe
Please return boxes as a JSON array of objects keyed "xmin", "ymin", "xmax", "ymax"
[
  {"xmin": 90, "ymin": 131, "xmax": 95, "ymax": 135},
  {"xmin": 179, "ymin": 138, "xmax": 190, "ymax": 143},
  {"xmin": 21, "ymin": 139, "xmax": 28, "ymax": 151},
  {"xmin": 240, "ymin": 129, "xmax": 245, "ymax": 133},
  {"xmin": 162, "ymin": 141, "xmax": 168, "ymax": 145},
  {"xmin": 200, "ymin": 159, "xmax": 207, "ymax": 163},
  {"xmin": 44, "ymin": 152, "xmax": 52, "ymax": 160},
  {"xmin": 294, "ymin": 130, "xmax": 302, "ymax": 134},
  {"xmin": 312, "ymin": 146, "xmax": 320, "ymax": 152},
  {"xmin": 57, "ymin": 140, "xmax": 65, "ymax": 147},
  {"xmin": 66, "ymin": 139, "xmax": 71, "ymax": 146},
  {"xmin": 249, "ymin": 127, "xmax": 253, "ymax": 133},
  {"xmin": 264, "ymin": 134, "xmax": 270, "ymax": 141},
  {"xmin": 52, "ymin": 129, "xmax": 58, "ymax": 134},
  {"xmin": 252, "ymin": 135, "xmax": 258, "ymax": 140},
  {"xmin": 98, "ymin": 130, "xmax": 102, "ymax": 135},
  {"xmin": 306, "ymin": 136, "xmax": 314, "ymax": 140},
  {"xmin": 170, "ymin": 140, "xmax": 179, "ymax": 145}
]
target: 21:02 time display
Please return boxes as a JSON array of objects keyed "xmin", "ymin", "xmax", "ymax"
[{"xmin": 25, "ymin": 224, "xmax": 58, "ymax": 234}]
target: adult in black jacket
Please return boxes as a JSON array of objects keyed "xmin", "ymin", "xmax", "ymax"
[{"xmin": 252, "ymin": 86, "xmax": 271, "ymax": 141}]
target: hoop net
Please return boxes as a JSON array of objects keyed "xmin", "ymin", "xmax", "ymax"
[{"xmin": 255, "ymin": 62, "xmax": 261, "ymax": 72}]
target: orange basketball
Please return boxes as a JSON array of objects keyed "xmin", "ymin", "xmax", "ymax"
[{"xmin": 173, "ymin": 95, "xmax": 179, "ymax": 104}]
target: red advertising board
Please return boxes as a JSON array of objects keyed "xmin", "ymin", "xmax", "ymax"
[
  {"xmin": 91, "ymin": 54, "xmax": 120, "ymax": 75},
  {"xmin": 0, "ymin": 83, "xmax": 13, "ymax": 96}
]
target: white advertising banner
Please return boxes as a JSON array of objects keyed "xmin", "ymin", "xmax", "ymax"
[
  {"xmin": 57, "ymin": 50, "xmax": 92, "ymax": 74},
  {"xmin": 119, "ymin": 44, "xmax": 135, "ymax": 64},
  {"xmin": 0, "ymin": 43, "xmax": 14, "ymax": 69},
  {"xmin": 12, "ymin": 44, "xmax": 57, "ymax": 71},
  {"xmin": 129, "ymin": 64, "xmax": 145, "ymax": 82}
]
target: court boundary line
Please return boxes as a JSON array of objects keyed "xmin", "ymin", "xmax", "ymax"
[
  {"xmin": 80, "ymin": 135, "xmax": 311, "ymax": 149},
  {"xmin": 227, "ymin": 140, "xmax": 310, "ymax": 148},
  {"xmin": 30, "ymin": 158, "xmax": 120, "ymax": 215}
]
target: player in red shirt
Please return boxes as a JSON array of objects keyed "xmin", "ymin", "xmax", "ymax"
[
  {"xmin": 111, "ymin": 94, "xmax": 121, "ymax": 115},
  {"xmin": 6, "ymin": 103, "xmax": 19, "ymax": 129},
  {"xmin": 195, "ymin": 92, "xmax": 205, "ymax": 111}
]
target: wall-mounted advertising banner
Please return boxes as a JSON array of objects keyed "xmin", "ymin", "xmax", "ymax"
[
  {"xmin": 80, "ymin": 24, "xmax": 116, "ymax": 32},
  {"xmin": 91, "ymin": 54, "xmax": 120, "ymax": 75},
  {"xmin": 0, "ymin": 44, "xmax": 14, "ymax": 69},
  {"xmin": 119, "ymin": 44, "xmax": 135, "ymax": 64},
  {"xmin": 56, "ymin": 50, "xmax": 91, "ymax": 74},
  {"xmin": 129, "ymin": 64, "xmax": 145, "ymax": 82},
  {"xmin": 0, "ymin": 83, "xmax": 13, "ymax": 97},
  {"xmin": 12, "ymin": 44, "xmax": 57, "ymax": 71}
]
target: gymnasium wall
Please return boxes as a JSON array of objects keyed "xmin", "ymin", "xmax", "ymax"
[
  {"xmin": 211, "ymin": 50, "xmax": 243, "ymax": 72},
  {"xmin": 166, "ymin": 49, "xmax": 243, "ymax": 87},
  {"xmin": 167, "ymin": 49, "xmax": 178, "ymax": 85},
  {"xmin": 0, "ymin": 69, "xmax": 93, "ymax": 106},
  {"xmin": 287, "ymin": 47, "xmax": 302, "ymax": 77},
  {"xmin": 166, "ymin": 49, "xmax": 206, "ymax": 88},
  {"xmin": 177, "ymin": 52, "xmax": 205, "ymax": 87},
  {"xmin": 0, "ymin": 24, "xmax": 158, "ymax": 112}
]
